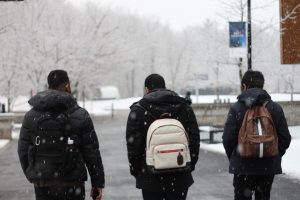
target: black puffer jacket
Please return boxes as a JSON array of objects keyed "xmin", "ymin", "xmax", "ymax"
[
  {"xmin": 126, "ymin": 89, "xmax": 200, "ymax": 192},
  {"xmin": 222, "ymin": 88, "xmax": 291, "ymax": 175},
  {"xmin": 18, "ymin": 90, "xmax": 105, "ymax": 188}
]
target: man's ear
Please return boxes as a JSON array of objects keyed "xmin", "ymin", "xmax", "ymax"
[
  {"xmin": 57, "ymin": 83, "xmax": 71, "ymax": 93},
  {"xmin": 65, "ymin": 83, "xmax": 71, "ymax": 93},
  {"xmin": 145, "ymin": 87, "xmax": 150, "ymax": 94},
  {"xmin": 242, "ymin": 83, "xmax": 248, "ymax": 91}
]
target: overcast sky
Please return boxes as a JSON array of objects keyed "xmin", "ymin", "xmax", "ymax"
[{"xmin": 68, "ymin": 0, "xmax": 280, "ymax": 31}]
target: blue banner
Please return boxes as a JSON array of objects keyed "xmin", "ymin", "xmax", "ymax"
[{"xmin": 229, "ymin": 22, "xmax": 246, "ymax": 48}]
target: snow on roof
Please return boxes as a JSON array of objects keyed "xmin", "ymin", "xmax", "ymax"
[
  {"xmin": 100, "ymin": 86, "xmax": 120, "ymax": 99},
  {"xmin": 11, "ymin": 96, "xmax": 31, "ymax": 112}
]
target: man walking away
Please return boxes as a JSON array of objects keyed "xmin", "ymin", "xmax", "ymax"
[
  {"xmin": 18, "ymin": 70, "xmax": 105, "ymax": 200},
  {"xmin": 222, "ymin": 70, "xmax": 291, "ymax": 200},
  {"xmin": 126, "ymin": 74, "xmax": 200, "ymax": 200}
]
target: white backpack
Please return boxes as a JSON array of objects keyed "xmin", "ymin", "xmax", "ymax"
[{"xmin": 145, "ymin": 116, "xmax": 191, "ymax": 174}]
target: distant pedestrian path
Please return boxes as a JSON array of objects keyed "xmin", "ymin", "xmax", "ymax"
[{"xmin": 0, "ymin": 119, "xmax": 299, "ymax": 200}]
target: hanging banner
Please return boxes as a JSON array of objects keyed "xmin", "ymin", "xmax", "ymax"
[{"xmin": 229, "ymin": 22, "xmax": 247, "ymax": 58}]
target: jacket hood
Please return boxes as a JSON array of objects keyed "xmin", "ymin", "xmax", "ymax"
[
  {"xmin": 132, "ymin": 89, "xmax": 188, "ymax": 117},
  {"xmin": 142, "ymin": 89, "xmax": 185, "ymax": 104},
  {"xmin": 237, "ymin": 88, "xmax": 271, "ymax": 107},
  {"xmin": 28, "ymin": 90, "xmax": 77, "ymax": 111}
]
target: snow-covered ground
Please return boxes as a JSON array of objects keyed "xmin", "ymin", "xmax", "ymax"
[
  {"xmin": 1, "ymin": 93, "xmax": 299, "ymax": 114},
  {"xmin": 282, "ymin": 126, "xmax": 300, "ymax": 179},
  {"xmin": 78, "ymin": 93, "xmax": 299, "ymax": 117},
  {"xmin": 0, "ymin": 140, "xmax": 9, "ymax": 150},
  {"xmin": 190, "ymin": 93, "xmax": 300, "ymax": 104},
  {"xmin": 200, "ymin": 126, "xmax": 300, "ymax": 180}
]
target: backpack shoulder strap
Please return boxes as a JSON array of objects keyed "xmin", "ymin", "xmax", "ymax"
[
  {"xmin": 263, "ymin": 101, "xmax": 270, "ymax": 107},
  {"xmin": 62, "ymin": 105, "xmax": 80, "ymax": 137},
  {"xmin": 262, "ymin": 100, "xmax": 276, "ymax": 127},
  {"xmin": 134, "ymin": 103, "xmax": 157, "ymax": 120},
  {"xmin": 159, "ymin": 113, "xmax": 172, "ymax": 119}
]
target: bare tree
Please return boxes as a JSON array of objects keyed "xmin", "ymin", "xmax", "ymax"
[{"xmin": 166, "ymin": 34, "xmax": 189, "ymax": 90}]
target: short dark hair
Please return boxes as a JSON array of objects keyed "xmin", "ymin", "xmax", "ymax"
[
  {"xmin": 47, "ymin": 70, "xmax": 70, "ymax": 89},
  {"xmin": 144, "ymin": 74, "xmax": 166, "ymax": 90},
  {"xmin": 241, "ymin": 70, "xmax": 264, "ymax": 89}
]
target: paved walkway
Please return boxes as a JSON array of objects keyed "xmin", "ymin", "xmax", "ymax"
[{"xmin": 0, "ymin": 118, "xmax": 299, "ymax": 200}]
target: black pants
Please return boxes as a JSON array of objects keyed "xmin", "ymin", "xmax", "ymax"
[
  {"xmin": 233, "ymin": 174, "xmax": 274, "ymax": 200},
  {"xmin": 142, "ymin": 189, "xmax": 188, "ymax": 200},
  {"xmin": 34, "ymin": 185, "xmax": 85, "ymax": 200}
]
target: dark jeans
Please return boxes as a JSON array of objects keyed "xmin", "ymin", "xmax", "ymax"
[
  {"xmin": 34, "ymin": 185, "xmax": 85, "ymax": 200},
  {"xmin": 142, "ymin": 189, "xmax": 188, "ymax": 200},
  {"xmin": 233, "ymin": 174, "xmax": 274, "ymax": 200}
]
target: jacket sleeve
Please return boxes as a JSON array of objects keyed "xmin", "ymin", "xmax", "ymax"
[
  {"xmin": 80, "ymin": 111, "xmax": 105, "ymax": 188},
  {"xmin": 222, "ymin": 104, "xmax": 239, "ymax": 159},
  {"xmin": 271, "ymin": 103, "xmax": 291, "ymax": 156},
  {"xmin": 126, "ymin": 106, "xmax": 145, "ymax": 177},
  {"xmin": 186, "ymin": 106, "xmax": 200, "ymax": 171},
  {"xmin": 17, "ymin": 112, "xmax": 33, "ymax": 182}
]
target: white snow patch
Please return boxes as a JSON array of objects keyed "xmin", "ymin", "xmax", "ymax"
[
  {"xmin": 200, "ymin": 142, "xmax": 225, "ymax": 155},
  {"xmin": 270, "ymin": 93, "xmax": 300, "ymax": 102},
  {"xmin": 191, "ymin": 95, "xmax": 236, "ymax": 104},
  {"xmin": 282, "ymin": 126, "xmax": 300, "ymax": 179},
  {"xmin": 0, "ymin": 140, "xmax": 10, "ymax": 149},
  {"xmin": 12, "ymin": 123, "xmax": 21, "ymax": 139}
]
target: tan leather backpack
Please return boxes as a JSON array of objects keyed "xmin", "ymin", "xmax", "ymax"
[{"xmin": 238, "ymin": 102, "xmax": 279, "ymax": 158}]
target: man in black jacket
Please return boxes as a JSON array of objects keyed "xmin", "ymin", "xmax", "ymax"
[
  {"xmin": 222, "ymin": 70, "xmax": 291, "ymax": 200},
  {"xmin": 18, "ymin": 70, "xmax": 105, "ymax": 200},
  {"xmin": 126, "ymin": 74, "xmax": 200, "ymax": 200}
]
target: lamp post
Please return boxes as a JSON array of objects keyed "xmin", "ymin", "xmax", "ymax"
[{"xmin": 247, "ymin": 0, "xmax": 252, "ymax": 70}]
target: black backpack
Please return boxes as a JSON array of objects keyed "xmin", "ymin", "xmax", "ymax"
[{"xmin": 29, "ymin": 107, "xmax": 80, "ymax": 179}]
